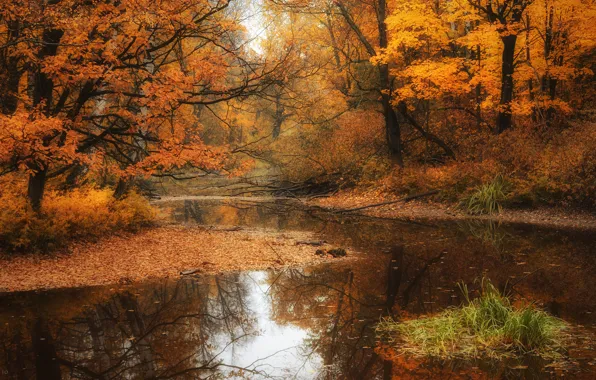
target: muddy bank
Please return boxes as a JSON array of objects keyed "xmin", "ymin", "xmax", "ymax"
[
  {"xmin": 0, "ymin": 226, "xmax": 344, "ymax": 293},
  {"xmin": 310, "ymin": 191, "xmax": 596, "ymax": 231}
]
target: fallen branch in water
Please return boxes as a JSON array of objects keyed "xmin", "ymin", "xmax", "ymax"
[{"xmin": 336, "ymin": 190, "xmax": 440, "ymax": 213}]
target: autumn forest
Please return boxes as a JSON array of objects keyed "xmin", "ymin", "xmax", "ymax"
[{"xmin": 0, "ymin": 0, "xmax": 595, "ymax": 379}]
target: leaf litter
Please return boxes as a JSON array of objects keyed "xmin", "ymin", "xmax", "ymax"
[{"xmin": 0, "ymin": 226, "xmax": 344, "ymax": 292}]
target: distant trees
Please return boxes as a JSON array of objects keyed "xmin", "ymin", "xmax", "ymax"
[{"xmin": 263, "ymin": 0, "xmax": 594, "ymax": 167}]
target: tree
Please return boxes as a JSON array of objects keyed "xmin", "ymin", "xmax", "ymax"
[
  {"xmin": 0, "ymin": 0, "xmax": 278, "ymax": 210},
  {"xmin": 334, "ymin": 0, "xmax": 405, "ymax": 165},
  {"xmin": 467, "ymin": 0, "xmax": 533, "ymax": 134}
]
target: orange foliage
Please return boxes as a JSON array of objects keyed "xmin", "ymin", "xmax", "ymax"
[
  {"xmin": 274, "ymin": 110, "xmax": 387, "ymax": 183},
  {"xmin": 0, "ymin": 185, "xmax": 154, "ymax": 252},
  {"xmin": 0, "ymin": 0, "xmax": 265, "ymax": 208}
]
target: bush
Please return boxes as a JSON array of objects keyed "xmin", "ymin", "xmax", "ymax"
[
  {"xmin": 491, "ymin": 122, "xmax": 596, "ymax": 208},
  {"xmin": 353, "ymin": 121, "xmax": 595, "ymax": 210},
  {"xmin": 376, "ymin": 279, "xmax": 567, "ymax": 359},
  {"xmin": 377, "ymin": 161, "xmax": 500, "ymax": 201},
  {"xmin": 273, "ymin": 110, "xmax": 387, "ymax": 185},
  {"xmin": 0, "ymin": 187, "xmax": 155, "ymax": 253}
]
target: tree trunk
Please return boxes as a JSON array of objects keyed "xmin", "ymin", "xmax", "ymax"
[
  {"xmin": 543, "ymin": 6, "xmax": 559, "ymax": 127},
  {"xmin": 272, "ymin": 92, "xmax": 284, "ymax": 139},
  {"xmin": 0, "ymin": 62, "xmax": 21, "ymax": 114},
  {"xmin": 26, "ymin": 28, "xmax": 64, "ymax": 210},
  {"xmin": 113, "ymin": 178, "xmax": 130, "ymax": 199},
  {"xmin": 64, "ymin": 163, "xmax": 87, "ymax": 188},
  {"xmin": 0, "ymin": 20, "xmax": 22, "ymax": 115},
  {"xmin": 28, "ymin": 166, "xmax": 47, "ymax": 212},
  {"xmin": 384, "ymin": 100, "xmax": 403, "ymax": 166},
  {"xmin": 335, "ymin": 0, "xmax": 403, "ymax": 164},
  {"xmin": 377, "ymin": 0, "xmax": 404, "ymax": 165},
  {"xmin": 397, "ymin": 102, "xmax": 455, "ymax": 160},
  {"xmin": 496, "ymin": 35, "xmax": 517, "ymax": 134}
]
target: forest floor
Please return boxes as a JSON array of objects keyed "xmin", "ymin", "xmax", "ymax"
[
  {"xmin": 0, "ymin": 226, "xmax": 343, "ymax": 293},
  {"xmin": 311, "ymin": 190, "xmax": 596, "ymax": 231}
]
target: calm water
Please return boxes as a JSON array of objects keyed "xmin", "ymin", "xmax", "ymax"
[{"xmin": 0, "ymin": 198, "xmax": 595, "ymax": 379}]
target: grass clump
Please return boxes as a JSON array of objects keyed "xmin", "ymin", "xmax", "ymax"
[
  {"xmin": 376, "ymin": 279, "xmax": 567, "ymax": 360},
  {"xmin": 460, "ymin": 175, "xmax": 509, "ymax": 215}
]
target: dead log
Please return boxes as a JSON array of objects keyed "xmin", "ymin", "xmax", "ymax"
[
  {"xmin": 296, "ymin": 240, "xmax": 327, "ymax": 246},
  {"xmin": 180, "ymin": 268, "xmax": 202, "ymax": 276},
  {"xmin": 337, "ymin": 190, "xmax": 440, "ymax": 213}
]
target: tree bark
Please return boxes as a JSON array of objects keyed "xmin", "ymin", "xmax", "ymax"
[
  {"xmin": 113, "ymin": 178, "xmax": 130, "ymax": 199},
  {"xmin": 0, "ymin": 20, "xmax": 22, "ymax": 115},
  {"xmin": 0, "ymin": 62, "xmax": 21, "ymax": 114},
  {"xmin": 381, "ymin": 81, "xmax": 404, "ymax": 166},
  {"xmin": 28, "ymin": 166, "xmax": 48, "ymax": 212},
  {"xmin": 26, "ymin": 28, "xmax": 64, "ymax": 210},
  {"xmin": 397, "ymin": 102, "xmax": 455, "ymax": 160},
  {"xmin": 272, "ymin": 91, "xmax": 284, "ymax": 139},
  {"xmin": 378, "ymin": 0, "xmax": 403, "ymax": 165},
  {"xmin": 336, "ymin": 0, "xmax": 404, "ymax": 165},
  {"xmin": 496, "ymin": 35, "xmax": 517, "ymax": 134}
]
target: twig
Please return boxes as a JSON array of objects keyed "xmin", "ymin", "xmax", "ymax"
[{"xmin": 265, "ymin": 242, "xmax": 285, "ymax": 265}]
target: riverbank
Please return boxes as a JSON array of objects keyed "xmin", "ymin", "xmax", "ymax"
[
  {"xmin": 0, "ymin": 226, "xmax": 343, "ymax": 293},
  {"xmin": 310, "ymin": 190, "xmax": 596, "ymax": 231}
]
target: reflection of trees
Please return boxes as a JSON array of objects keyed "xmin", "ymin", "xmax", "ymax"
[
  {"xmin": 266, "ymin": 243, "xmax": 451, "ymax": 379},
  {"xmin": 268, "ymin": 266, "xmax": 384, "ymax": 379},
  {"xmin": 264, "ymin": 227, "xmax": 595, "ymax": 379},
  {"xmin": 0, "ymin": 276, "xmax": 265, "ymax": 379}
]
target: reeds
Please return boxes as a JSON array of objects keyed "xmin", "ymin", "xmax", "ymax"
[{"xmin": 461, "ymin": 175, "xmax": 509, "ymax": 215}]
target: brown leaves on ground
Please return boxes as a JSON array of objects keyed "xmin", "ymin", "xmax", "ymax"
[{"xmin": 0, "ymin": 226, "xmax": 340, "ymax": 293}]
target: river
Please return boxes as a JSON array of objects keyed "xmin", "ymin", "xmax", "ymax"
[{"xmin": 0, "ymin": 198, "xmax": 594, "ymax": 379}]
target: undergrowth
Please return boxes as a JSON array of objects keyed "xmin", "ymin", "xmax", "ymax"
[
  {"xmin": 376, "ymin": 279, "xmax": 567, "ymax": 360},
  {"xmin": 0, "ymin": 187, "xmax": 155, "ymax": 253}
]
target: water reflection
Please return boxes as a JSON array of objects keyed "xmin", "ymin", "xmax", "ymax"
[
  {"xmin": 0, "ymin": 199, "xmax": 594, "ymax": 379},
  {"xmin": 166, "ymin": 199, "xmax": 596, "ymax": 323}
]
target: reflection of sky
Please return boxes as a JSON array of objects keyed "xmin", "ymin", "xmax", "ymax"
[{"xmin": 217, "ymin": 271, "xmax": 322, "ymax": 379}]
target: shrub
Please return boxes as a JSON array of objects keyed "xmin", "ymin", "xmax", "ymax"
[
  {"xmin": 273, "ymin": 110, "xmax": 386, "ymax": 185},
  {"xmin": 376, "ymin": 279, "xmax": 567, "ymax": 359},
  {"xmin": 377, "ymin": 161, "xmax": 500, "ymax": 201},
  {"xmin": 490, "ymin": 122, "xmax": 596, "ymax": 208},
  {"xmin": 0, "ymin": 187, "xmax": 155, "ymax": 253}
]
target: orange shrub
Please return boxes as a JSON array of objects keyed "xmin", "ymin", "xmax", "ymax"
[
  {"xmin": 378, "ymin": 161, "xmax": 501, "ymax": 201},
  {"xmin": 0, "ymin": 187, "xmax": 155, "ymax": 253}
]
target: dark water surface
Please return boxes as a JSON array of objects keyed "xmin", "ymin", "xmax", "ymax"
[{"xmin": 1, "ymin": 198, "xmax": 595, "ymax": 379}]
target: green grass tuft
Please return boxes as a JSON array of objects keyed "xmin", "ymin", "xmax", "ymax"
[
  {"xmin": 461, "ymin": 175, "xmax": 509, "ymax": 215},
  {"xmin": 376, "ymin": 279, "xmax": 567, "ymax": 360}
]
